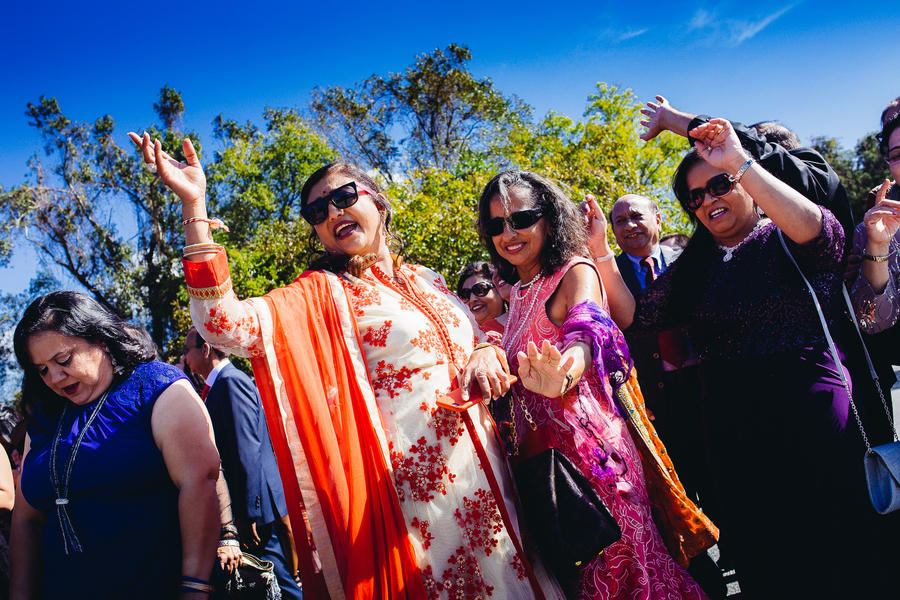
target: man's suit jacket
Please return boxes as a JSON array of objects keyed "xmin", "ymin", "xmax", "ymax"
[
  {"xmin": 206, "ymin": 362, "xmax": 287, "ymax": 526},
  {"xmin": 616, "ymin": 246, "xmax": 682, "ymax": 417}
]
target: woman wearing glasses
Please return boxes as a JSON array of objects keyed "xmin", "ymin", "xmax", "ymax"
[
  {"xmin": 591, "ymin": 118, "xmax": 897, "ymax": 598},
  {"xmin": 477, "ymin": 170, "xmax": 713, "ymax": 599},
  {"xmin": 850, "ymin": 96, "xmax": 900, "ymax": 333},
  {"xmin": 129, "ymin": 130, "xmax": 563, "ymax": 600},
  {"xmin": 456, "ymin": 262, "xmax": 508, "ymax": 336}
]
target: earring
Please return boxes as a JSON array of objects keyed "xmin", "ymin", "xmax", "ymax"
[{"xmin": 110, "ymin": 353, "xmax": 124, "ymax": 375}]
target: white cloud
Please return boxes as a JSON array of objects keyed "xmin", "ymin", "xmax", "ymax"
[
  {"xmin": 685, "ymin": 3, "xmax": 798, "ymax": 47},
  {"xmin": 729, "ymin": 4, "xmax": 796, "ymax": 45},
  {"xmin": 619, "ymin": 28, "xmax": 649, "ymax": 40}
]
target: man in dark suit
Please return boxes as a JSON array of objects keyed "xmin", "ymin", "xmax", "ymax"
[
  {"xmin": 184, "ymin": 327, "xmax": 303, "ymax": 599},
  {"xmin": 611, "ymin": 195, "xmax": 726, "ymax": 598}
]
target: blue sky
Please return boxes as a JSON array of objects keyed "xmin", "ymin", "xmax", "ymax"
[{"xmin": 2, "ymin": 0, "xmax": 898, "ymax": 294}]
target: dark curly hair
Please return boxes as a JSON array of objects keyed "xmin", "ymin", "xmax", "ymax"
[
  {"xmin": 300, "ymin": 161, "xmax": 402, "ymax": 277},
  {"xmin": 878, "ymin": 96, "xmax": 900, "ymax": 156},
  {"xmin": 477, "ymin": 171, "xmax": 589, "ymax": 284},
  {"xmin": 14, "ymin": 291, "xmax": 157, "ymax": 416}
]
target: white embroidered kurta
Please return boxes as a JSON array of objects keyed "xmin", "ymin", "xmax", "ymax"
[{"xmin": 190, "ymin": 262, "xmax": 562, "ymax": 600}]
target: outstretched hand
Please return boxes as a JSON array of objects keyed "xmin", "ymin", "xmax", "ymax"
[
  {"xmin": 864, "ymin": 180, "xmax": 900, "ymax": 247},
  {"xmin": 640, "ymin": 95, "xmax": 672, "ymax": 141},
  {"xmin": 517, "ymin": 340, "xmax": 575, "ymax": 399},
  {"xmin": 688, "ymin": 118, "xmax": 751, "ymax": 175},
  {"xmin": 579, "ymin": 194, "xmax": 611, "ymax": 259},
  {"xmin": 127, "ymin": 132, "xmax": 206, "ymax": 207},
  {"xmin": 459, "ymin": 346, "xmax": 512, "ymax": 403}
]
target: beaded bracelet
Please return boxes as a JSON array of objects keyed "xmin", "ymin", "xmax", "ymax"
[
  {"xmin": 183, "ymin": 216, "xmax": 230, "ymax": 232},
  {"xmin": 593, "ymin": 253, "xmax": 615, "ymax": 264},
  {"xmin": 218, "ymin": 539, "xmax": 240, "ymax": 548}
]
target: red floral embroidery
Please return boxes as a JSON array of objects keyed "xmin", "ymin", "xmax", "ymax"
[
  {"xmin": 422, "ymin": 401, "xmax": 465, "ymax": 446},
  {"xmin": 430, "ymin": 295, "xmax": 462, "ymax": 329},
  {"xmin": 341, "ymin": 279, "xmax": 381, "ymax": 316},
  {"xmin": 510, "ymin": 554, "xmax": 527, "ymax": 581},
  {"xmin": 441, "ymin": 547, "xmax": 494, "ymax": 599},
  {"xmin": 205, "ymin": 304, "xmax": 234, "ymax": 336},
  {"xmin": 421, "ymin": 565, "xmax": 441, "ymax": 600},
  {"xmin": 373, "ymin": 361, "xmax": 430, "ymax": 399},
  {"xmin": 410, "ymin": 323, "xmax": 448, "ymax": 364},
  {"xmin": 431, "ymin": 275, "xmax": 452, "ymax": 296},
  {"xmin": 454, "ymin": 488, "xmax": 503, "ymax": 557},
  {"xmin": 389, "ymin": 437, "xmax": 455, "ymax": 502},
  {"xmin": 411, "ymin": 517, "xmax": 434, "ymax": 550},
  {"xmin": 362, "ymin": 320, "xmax": 392, "ymax": 348}
]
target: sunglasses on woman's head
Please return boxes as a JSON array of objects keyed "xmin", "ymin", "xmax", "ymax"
[
  {"xmin": 484, "ymin": 208, "xmax": 544, "ymax": 237},
  {"xmin": 686, "ymin": 173, "xmax": 735, "ymax": 212},
  {"xmin": 459, "ymin": 282, "xmax": 493, "ymax": 301},
  {"xmin": 301, "ymin": 181, "xmax": 375, "ymax": 225}
]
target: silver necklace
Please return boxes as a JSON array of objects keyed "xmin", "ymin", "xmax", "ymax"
[{"xmin": 716, "ymin": 218, "xmax": 767, "ymax": 262}]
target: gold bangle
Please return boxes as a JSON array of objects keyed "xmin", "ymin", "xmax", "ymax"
[
  {"xmin": 183, "ymin": 243, "xmax": 224, "ymax": 258},
  {"xmin": 474, "ymin": 342, "xmax": 495, "ymax": 352},
  {"xmin": 563, "ymin": 373, "xmax": 575, "ymax": 395}
]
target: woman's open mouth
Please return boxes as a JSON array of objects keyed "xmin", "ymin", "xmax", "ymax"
[
  {"xmin": 62, "ymin": 383, "xmax": 79, "ymax": 396},
  {"xmin": 334, "ymin": 221, "xmax": 358, "ymax": 240}
]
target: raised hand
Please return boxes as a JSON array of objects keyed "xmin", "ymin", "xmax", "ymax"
[
  {"xmin": 688, "ymin": 118, "xmax": 752, "ymax": 175},
  {"xmin": 640, "ymin": 95, "xmax": 672, "ymax": 141},
  {"xmin": 864, "ymin": 180, "xmax": 900, "ymax": 247},
  {"xmin": 128, "ymin": 132, "xmax": 206, "ymax": 208},
  {"xmin": 517, "ymin": 339, "xmax": 575, "ymax": 399},
  {"xmin": 579, "ymin": 194, "xmax": 611, "ymax": 259}
]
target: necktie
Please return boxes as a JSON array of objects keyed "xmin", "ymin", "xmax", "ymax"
[
  {"xmin": 641, "ymin": 256, "xmax": 689, "ymax": 369},
  {"xmin": 201, "ymin": 384, "xmax": 211, "ymax": 401}
]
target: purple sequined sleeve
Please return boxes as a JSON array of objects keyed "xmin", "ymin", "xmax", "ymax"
[{"xmin": 561, "ymin": 300, "xmax": 633, "ymax": 396}]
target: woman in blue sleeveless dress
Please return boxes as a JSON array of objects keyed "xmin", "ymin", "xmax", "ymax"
[{"xmin": 10, "ymin": 291, "xmax": 221, "ymax": 600}]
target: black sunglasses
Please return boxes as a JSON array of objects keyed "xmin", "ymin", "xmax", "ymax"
[
  {"xmin": 484, "ymin": 208, "xmax": 544, "ymax": 237},
  {"xmin": 459, "ymin": 282, "xmax": 493, "ymax": 301},
  {"xmin": 301, "ymin": 182, "xmax": 374, "ymax": 226},
  {"xmin": 685, "ymin": 173, "xmax": 735, "ymax": 212}
]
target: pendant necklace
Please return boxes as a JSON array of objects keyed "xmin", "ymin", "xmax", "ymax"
[
  {"xmin": 50, "ymin": 378, "xmax": 118, "ymax": 554},
  {"xmin": 716, "ymin": 218, "xmax": 767, "ymax": 262}
]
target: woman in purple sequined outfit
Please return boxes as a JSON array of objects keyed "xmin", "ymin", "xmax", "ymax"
[{"xmin": 595, "ymin": 119, "xmax": 899, "ymax": 599}]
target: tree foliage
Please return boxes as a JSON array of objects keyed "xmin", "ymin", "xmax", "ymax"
[{"xmin": 812, "ymin": 134, "xmax": 891, "ymax": 222}]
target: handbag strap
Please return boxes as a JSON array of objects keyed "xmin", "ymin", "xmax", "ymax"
[{"xmin": 776, "ymin": 229, "xmax": 898, "ymax": 451}]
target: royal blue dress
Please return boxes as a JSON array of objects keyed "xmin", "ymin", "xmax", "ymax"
[{"xmin": 21, "ymin": 361, "xmax": 187, "ymax": 599}]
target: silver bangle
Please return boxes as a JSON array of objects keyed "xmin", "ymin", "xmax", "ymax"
[
  {"xmin": 218, "ymin": 539, "xmax": 240, "ymax": 548},
  {"xmin": 593, "ymin": 253, "xmax": 615, "ymax": 264},
  {"xmin": 730, "ymin": 158, "xmax": 756, "ymax": 184}
]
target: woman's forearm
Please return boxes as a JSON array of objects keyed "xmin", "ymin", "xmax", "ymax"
[
  {"xmin": 178, "ymin": 477, "xmax": 219, "ymax": 582},
  {"xmin": 736, "ymin": 161, "xmax": 823, "ymax": 245},
  {"xmin": 9, "ymin": 502, "xmax": 46, "ymax": 600},
  {"xmin": 862, "ymin": 239, "xmax": 893, "ymax": 294}
]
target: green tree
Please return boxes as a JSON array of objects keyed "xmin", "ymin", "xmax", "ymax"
[
  {"xmin": 206, "ymin": 107, "xmax": 338, "ymax": 297},
  {"xmin": 310, "ymin": 44, "xmax": 531, "ymax": 183},
  {"xmin": 0, "ymin": 87, "xmax": 201, "ymax": 359},
  {"xmin": 812, "ymin": 134, "xmax": 891, "ymax": 222}
]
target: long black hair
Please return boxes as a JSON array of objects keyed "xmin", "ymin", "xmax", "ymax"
[
  {"xmin": 300, "ymin": 161, "xmax": 402, "ymax": 277},
  {"xmin": 14, "ymin": 291, "xmax": 157, "ymax": 416},
  {"xmin": 477, "ymin": 171, "xmax": 589, "ymax": 284}
]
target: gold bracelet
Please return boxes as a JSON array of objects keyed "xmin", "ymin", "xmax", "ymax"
[
  {"xmin": 473, "ymin": 342, "xmax": 495, "ymax": 352},
  {"xmin": 863, "ymin": 250, "xmax": 896, "ymax": 263},
  {"xmin": 562, "ymin": 372, "xmax": 575, "ymax": 395},
  {"xmin": 183, "ymin": 243, "xmax": 224, "ymax": 258}
]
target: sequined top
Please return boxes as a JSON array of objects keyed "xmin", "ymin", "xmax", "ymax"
[
  {"xmin": 848, "ymin": 222, "xmax": 900, "ymax": 334},
  {"xmin": 629, "ymin": 210, "xmax": 844, "ymax": 361}
]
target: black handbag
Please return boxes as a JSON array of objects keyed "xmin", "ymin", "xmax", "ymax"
[
  {"xmin": 220, "ymin": 552, "xmax": 282, "ymax": 600},
  {"xmin": 511, "ymin": 425, "xmax": 622, "ymax": 578}
]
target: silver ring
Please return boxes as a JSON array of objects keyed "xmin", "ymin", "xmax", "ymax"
[{"xmin": 146, "ymin": 162, "xmax": 157, "ymax": 174}]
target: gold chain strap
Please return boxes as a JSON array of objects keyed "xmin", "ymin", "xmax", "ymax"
[{"xmin": 507, "ymin": 387, "xmax": 537, "ymax": 456}]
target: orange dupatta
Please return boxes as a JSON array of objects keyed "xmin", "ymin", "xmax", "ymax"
[{"xmin": 231, "ymin": 270, "xmax": 425, "ymax": 600}]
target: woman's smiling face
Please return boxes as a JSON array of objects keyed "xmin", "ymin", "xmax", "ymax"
[
  {"xmin": 489, "ymin": 186, "xmax": 547, "ymax": 282},
  {"xmin": 308, "ymin": 174, "xmax": 387, "ymax": 258},
  {"xmin": 686, "ymin": 160, "xmax": 757, "ymax": 247},
  {"xmin": 460, "ymin": 274, "xmax": 505, "ymax": 325}
]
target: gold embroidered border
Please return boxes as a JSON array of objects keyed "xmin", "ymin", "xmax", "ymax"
[{"xmin": 187, "ymin": 277, "xmax": 233, "ymax": 300}]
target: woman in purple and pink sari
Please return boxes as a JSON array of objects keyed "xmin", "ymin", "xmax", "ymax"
[{"xmin": 477, "ymin": 171, "xmax": 716, "ymax": 600}]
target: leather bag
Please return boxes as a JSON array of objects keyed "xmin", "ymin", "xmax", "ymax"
[
  {"xmin": 511, "ymin": 427, "xmax": 621, "ymax": 577},
  {"xmin": 221, "ymin": 552, "xmax": 282, "ymax": 600}
]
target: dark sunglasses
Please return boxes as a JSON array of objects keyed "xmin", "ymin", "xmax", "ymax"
[
  {"xmin": 685, "ymin": 173, "xmax": 736, "ymax": 212},
  {"xmin": 301, "ymin": 181, "xmax": 375, "ymax": 226},
  {"xmin": 459, "ymin": 282, "xmax": 494, "ymax": 301},
  {"xmin": 484, "ymin": 208, "xmax": 544, "ymax": 237}
]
